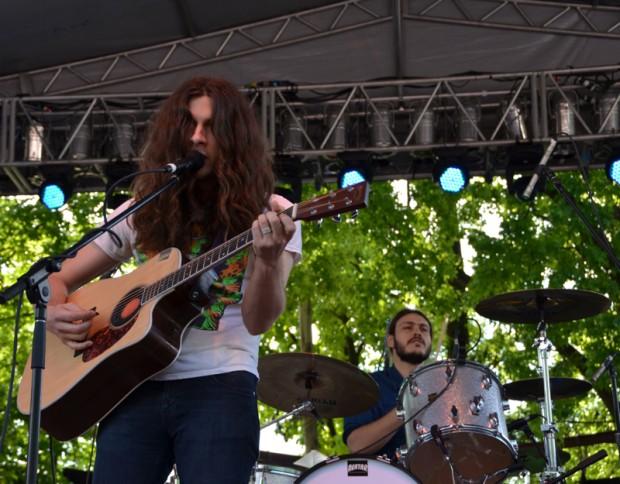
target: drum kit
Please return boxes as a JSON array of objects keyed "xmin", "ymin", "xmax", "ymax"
[{"xmin": 252, "ymin": 288, "xmax": 616, "ymax": 483}]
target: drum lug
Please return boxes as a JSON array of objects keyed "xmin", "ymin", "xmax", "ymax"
[
  {"xmin": 413, "ymin": 419, "xmax": 428, "ymax": 436},
  {"xmin": 469, "ymin": 395, "xmax": 484, "ymax": 416},
  {"xmin": 488, "ymin": 412, "xmax": 499, "ymax": 429},
  {"xmin": 450, "ymin": 405, "xmax": 459, "ymax": 424},
  {"xmin": 481, "ymin": 374, "xmax": 493, "ymax": 390},
  {"xmin": 408, "ymin": 379, "xmax": 421, "ymax": 397}
]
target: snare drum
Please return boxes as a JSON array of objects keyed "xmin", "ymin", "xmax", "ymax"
[
  {"xmin": 295, "ymin": 455, "xmax": 418, "ymax": 483},
  {"xmin": 397, "ymin": 360, "xmax": 516, "ymax": 484}
]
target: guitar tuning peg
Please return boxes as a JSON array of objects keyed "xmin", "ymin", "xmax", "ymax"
[
  {"xmin": 331, "ymin": 214, "xmax": 341, "ymax": 223},
  {"xmin": 350, "ymin": 209, "xmax": 359, "ymax": 220},
  {"xmin": 315, "ymin": 219, "xmax": 323, "ymax": 230}
]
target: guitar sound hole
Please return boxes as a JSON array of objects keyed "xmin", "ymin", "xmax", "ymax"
[{"xmin": 111, "ymin": 287, "xmax": 145, "ymax": 328}]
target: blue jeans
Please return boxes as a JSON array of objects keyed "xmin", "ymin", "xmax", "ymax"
[{"xmin": 93, "ymin": 371, "xmax": 259, "ymax": 484}]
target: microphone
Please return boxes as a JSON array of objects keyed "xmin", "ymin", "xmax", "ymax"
[
  {"xmin": 522, "ymin": 138, "xmax": 558, "ymax": 200},
  {"xmin": 430, "ymin": 425, "xmax": 450, "ymax": 459},
  {"xmin": 165, "ymin": 150, "xmax": 206, "ymax": 174},
  {"xmin": 591, "ymin": 352, "xmax": 618, "ymax": 384},
  {"xmin": 507, "ymin": 414, "xmax": 539, "ymax": 433}
]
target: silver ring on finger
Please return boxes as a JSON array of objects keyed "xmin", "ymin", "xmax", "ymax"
[{"xmin": 261, "ymin": 225, "xmax": 272, "ymax": 236}]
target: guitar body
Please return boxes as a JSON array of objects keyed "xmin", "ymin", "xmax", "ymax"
[{"xmin": 17, "ymin": 248, "xmax": 202, "ymax": 441}]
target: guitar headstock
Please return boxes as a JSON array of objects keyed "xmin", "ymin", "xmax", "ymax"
[{"xmin": 293, "ymin": 182, "xmax": 369, "ymax": 222}]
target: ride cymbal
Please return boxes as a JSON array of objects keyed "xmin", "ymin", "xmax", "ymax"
[
  {"xmin": 475, "ymin": 289, "xmax": 610, "ymax": 324},
  {"xmin": 257, "ymin": 352, "xmax": 379, "ymax": 418},
  {"xmin": 504, "ymin": 377, "xmax": 592, "ymax": 401}
]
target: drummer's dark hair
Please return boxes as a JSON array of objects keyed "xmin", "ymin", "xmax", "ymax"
[{"xmin": 387, "ymin": 308, "xmax": 433, "ymax": 339}]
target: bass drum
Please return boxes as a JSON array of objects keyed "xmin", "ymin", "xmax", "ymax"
[
  {"xmin": 295, "ymin": 455, "xmax": 419, "ymax": 483},
  {"xmin": 250, "ymin": 463, "xmax": 300, "ymax": 483},
  {"xmin": 397, "ymin": 360, "xmax": 516, "ymax": 484}
]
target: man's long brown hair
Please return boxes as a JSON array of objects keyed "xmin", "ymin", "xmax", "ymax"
[{"xmin": 132, "ymin": 77, "xmax": 274, "ymax": 255}]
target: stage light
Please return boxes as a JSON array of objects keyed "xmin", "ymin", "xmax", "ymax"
[
  {"xmin": 458, "ymin": 103, "xmax": 480, "ymax": 142},
  {"xmin": 598, "ymin": 90, "xmax": 619, "ymax": 134},
  {"xmin": 25, "ymin": 122, "xmax": 44, "ymax": 161},
  {"xmin": 606, "ymin": 156, "xmax": 620, "ymax": 185},
  {"xmin": 336, "ymin": 151, "xmax": 373, "ymax": 189},
  {"xmin": 504, "ymin": 103, "xmax": 528, "ymax": 141},
  {"xmin": 433, "ymin": 163, "xmax": 469, "ymax": 193},
  {"xmin": 326, "ymin": 112, "xmax": 346, "ymax": 150},
  {"xmin": 338, "ymin": 168, "xmax": 366, "ymax": 188},
  {"xmin": 554, "ymin": 96, "xmax": 577, "ymax": 136},
  {"xmin": 39, "ymin": 179, "xmax": 73, "ymax": 210},
  {"xmin": 371, "ymin": 107, "xmax": 392, "ymax": 148}
]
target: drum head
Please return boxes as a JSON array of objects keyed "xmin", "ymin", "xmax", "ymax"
[
  {"xmin": 406, "ymin": 429, "xmax": 515, "ymax": 484},
  {"xmin": 296, "ymin": 455, "xmax": 418, "ymax": 483}
]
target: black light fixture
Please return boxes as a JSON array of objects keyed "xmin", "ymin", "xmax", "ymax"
[
  {"xmin": 505, "ymin": 143, "xmax": 545, "ymax": 201},
  {"xmin": 274, "ymin": 155, "xmax": 303, "ymax": 203}
]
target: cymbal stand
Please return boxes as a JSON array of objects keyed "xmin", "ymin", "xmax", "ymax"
[
  {"xmin": 260, "ymin": 401, "xmax": 314, "ymax": 430},
  {"xmin": 533, "ymin": 304, "xmax": 561, "ymax": 481}
]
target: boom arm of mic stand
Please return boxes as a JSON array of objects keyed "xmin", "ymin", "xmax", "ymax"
[{"xmin": 541, "ymin": 166, "xmax": 620, "ymax": 274}]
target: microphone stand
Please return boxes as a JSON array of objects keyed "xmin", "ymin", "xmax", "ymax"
[
  {"xmin": 609, "ymin": 361, "xmax": 620, "ymax": 459},
  {"xmin": 539, "ymin": 166, "xmax": 620, "ymax": 273},
  {"xmin": 0, "ymin": 174, "xmax": 183, "ymax": 484}
]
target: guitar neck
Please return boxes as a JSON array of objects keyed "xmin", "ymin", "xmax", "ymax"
[{"xmin": 140, "ymin": 205, "xmax": 296, "ymax": 303}]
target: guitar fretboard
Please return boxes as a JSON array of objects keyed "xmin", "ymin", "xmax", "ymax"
[{"xmin": 140, "ymin": 205, "xmax": 294, "ymax": 303}]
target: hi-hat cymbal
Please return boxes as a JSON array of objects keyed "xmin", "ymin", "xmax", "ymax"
[
  {"xmin": 257, "ymin": 352, "xmax": 379, "ymax": 418},
  {"xmin": 475, "ymin": 288, "xmax": 610, "ymax": 324},
  {"xmin": 504, "ymin": 377, "xmax": 592, "ymax": 401}
]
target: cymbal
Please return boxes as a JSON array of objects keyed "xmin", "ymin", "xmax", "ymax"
[
  {"xmin": 517, "ymin": 446, "xmax": 570, "ymax": 474},
  {"xmin": 475, "ymin": 288, "xmax": 610, "ymax": 324},
  {"xmin": 504, "ymin": 377, "xmax": 592, "ymax": 401},
  {"xmin": 257, "ymin": 352, "xmax": 379, "ymax": 418}
]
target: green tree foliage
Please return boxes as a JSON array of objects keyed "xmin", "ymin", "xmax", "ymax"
[{"xmin": 0, "ymin": 170, "xmax": 619, "ymax": 481}]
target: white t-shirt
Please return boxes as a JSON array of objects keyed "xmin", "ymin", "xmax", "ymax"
[{"xmin": 93, "ymin": 195, "xmax": 302, "ymax": 380}]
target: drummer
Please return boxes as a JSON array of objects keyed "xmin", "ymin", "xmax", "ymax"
[{"xmin": 343, "ymin": 308, "xmax": 433, "ymax": 461}]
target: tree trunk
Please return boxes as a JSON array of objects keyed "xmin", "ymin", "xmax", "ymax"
[{"xmin": 300, "ymin": 299, "xmax": 319, "ymax": 452}]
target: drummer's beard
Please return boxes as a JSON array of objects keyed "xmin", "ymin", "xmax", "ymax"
[{"xmin": 393, "ymin": 339, "xmax": 431, "ymax": 365}]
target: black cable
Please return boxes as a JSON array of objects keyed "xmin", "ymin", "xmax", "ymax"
[
  {"xmin": 0, "ymin": 290, "xmax": 23, "ymax": 454},
  {"xmin": 354, "ymin": 364, "xmax": 458, "ymax": 455},
  {"xmin": 103, "ymin": 167, "xmax": 167, "ymax": 224},
  {"xmin": 465, "ymin": 317, "xmax": 483, "ymax": 354}
]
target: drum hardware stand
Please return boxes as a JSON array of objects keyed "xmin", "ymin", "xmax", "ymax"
[
  {"xmin": 544, "ymin": 449, "xmax": 607, "ymax": 484},
  {"xmin": 593, "ymin": 353, "xmax": 620, "ymax": 459},
  {"xmin": 533, "ymin": 303, "xmax": 561, "ymax": 481},
  {"xmin": 260, "ymin": 401, "xmax": 315, "ymax": 430}
]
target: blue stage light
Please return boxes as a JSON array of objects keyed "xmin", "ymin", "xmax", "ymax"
[
  {"xmin": 435, "ymin": 165, "xmax": 469, "ymax": 193},
  {"xmin": 338, "ymin": 168, "xmax": 367, "ymax": 188},
  {"xmin": 606, "ymin": 157, "xmax": 620, "ymax": 185},
  {"xmin": 39, "ymin": 180, "xmax": 71, "ymax": 210}
]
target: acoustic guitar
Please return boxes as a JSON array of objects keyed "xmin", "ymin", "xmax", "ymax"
[{"xmin": 17, "ymin": 182, "xmax": 369, "ymax": 441}]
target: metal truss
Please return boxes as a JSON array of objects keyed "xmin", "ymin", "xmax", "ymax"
[
  {"xmin": 406, "ymin": 0, "xmax": 620, "ymax": 39},
  {"xmin": 0, "ymin": 0, "xmax": 391, "ymax": 96},
  {"xmin": 0, "ymin": 64, "xmax": 619, "ymax": 196}
]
